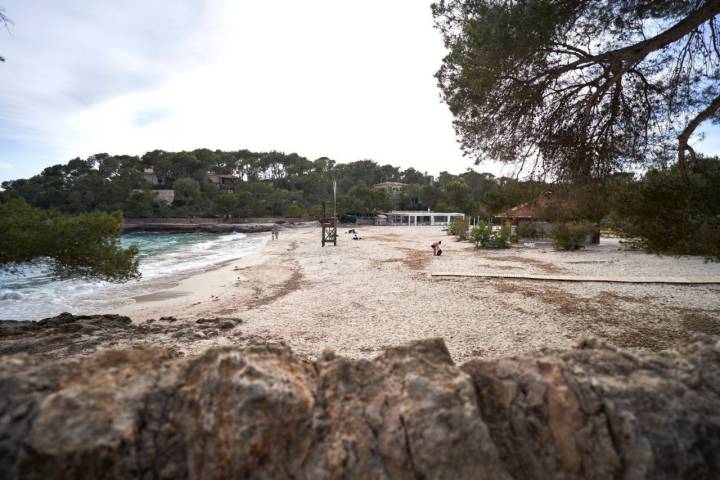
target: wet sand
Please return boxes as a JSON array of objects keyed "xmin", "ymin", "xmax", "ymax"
[{"xmin": 132, "ymin": 290, "xmax": 191, "ymax": 303}]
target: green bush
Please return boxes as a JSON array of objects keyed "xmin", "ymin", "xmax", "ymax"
[
  {"xmin": 550, "ymin": 221, "xmax": 595, "ymax": 250},
  {"xmin": 0, "ymin": 198, "xmax": 139, "ymax": 281},
  {"xmin": 469, "ymin": 221, "xmax": 511, "ymax": 248},
  {"xmin": 495, "ymin": 224, "xmax": 512, "ymax": 248},
  {"xmin": 449, "ymin": 218, "xmax": 469, "ymax": 240},
  {"xmin": 284, "ymin": 203, "xmax": 306, "ymax": 218},
  {"xmin": 469, "ymin": 221, "xmax": 492, "ymax": 247}
]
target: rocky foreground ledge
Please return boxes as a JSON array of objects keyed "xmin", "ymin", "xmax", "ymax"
[{"xmin": 1, "ymin": 315, "xmax": 719, "ymax": 479}]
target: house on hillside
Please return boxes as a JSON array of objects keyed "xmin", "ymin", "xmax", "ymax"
[
  {"xmin": 207, "ymin": 172, "xmax": 240, "ymax": 189},
  {"xmin": 142, "ymin": 168, "xmax": 176, "ymax": 188},
  {"xmin": 373, "ymin": 181, "xmax": 406, "ymax": 194},
  {"xmin": 142, "ymin": 168, "xmax": 158, "ymax": 186}
]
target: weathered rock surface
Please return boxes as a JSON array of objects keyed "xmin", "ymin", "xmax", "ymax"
[
  {"xmin": 0, "ymin": 313, "xmax": 244, "ymax": 358},
  {"xmin": 1, "ymin": 320, "xmax": 719, "ymax": 479}
]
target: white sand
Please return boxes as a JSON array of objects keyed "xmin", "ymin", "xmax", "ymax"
[{"xmin": 115, "ymin": 226, "xmax": 720, "ymax": 363}]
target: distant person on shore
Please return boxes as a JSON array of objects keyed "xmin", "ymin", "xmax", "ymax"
[
  {"xmin": 431, "ymin": 240, "xmax": 442, "ymax": 256},
  {"xmin": 271, "ymin": 225, "xmax": 279, "ymax": 240}
]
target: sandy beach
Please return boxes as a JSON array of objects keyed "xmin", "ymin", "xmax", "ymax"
[{"xmin": 115, "ymin": 226, "xmax": 720, "ymax": 363}]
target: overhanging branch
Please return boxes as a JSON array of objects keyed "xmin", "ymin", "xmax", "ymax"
[
  {"xmin": 678, "ymin": 92, "xmax": 720, "ymax": 171},
  {"xmin": 549, "ymin": 0, "xmax": 720, "ymax": 76}
]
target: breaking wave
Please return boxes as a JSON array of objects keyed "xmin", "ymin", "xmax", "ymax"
[{"xmin": 0, "ymin": 232, "xmax": 265, "ymax": 320}]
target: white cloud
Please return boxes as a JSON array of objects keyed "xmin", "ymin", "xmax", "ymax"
[
  {"xmin": 6, "ymin": 0, "xmax": 713, "ymax": 184},
  {"xmin": 2, "ymin": 0, "xmax": 501, "ymax": 182}
]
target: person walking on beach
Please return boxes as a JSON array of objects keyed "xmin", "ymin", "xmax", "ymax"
[
  {"xmin": 271, "ymin": 224, "xmax": 279, "ymax": 240},
  {"xmin": 431, "ymin": 240, "xmax": 442, "ymax": 256}
]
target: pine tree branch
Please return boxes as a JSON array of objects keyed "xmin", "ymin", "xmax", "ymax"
[{"xmin": 678, "ymin": 92, "xmax": 720, "ymax": 172}]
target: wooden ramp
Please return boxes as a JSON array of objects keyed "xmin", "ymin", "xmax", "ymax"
[{"xmin": 431, "ymin": 272, "xmax": 720, "ymax": 285}]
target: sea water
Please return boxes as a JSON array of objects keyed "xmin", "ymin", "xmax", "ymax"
[{"xmin": 0, "ymin": 232, "xmax": 265, "ymax": 320}]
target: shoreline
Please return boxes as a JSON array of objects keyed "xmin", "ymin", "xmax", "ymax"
[
  {"xmin": 110, "ymin": 226, "xmax": 720, "ymax": 363},
  {"xmin": 3, "ymin": 226, "xmax": 717, "ymax": 362},
  {"xmin": 114, "ymin": 234, "xmax": 272, "ymax": 321}
]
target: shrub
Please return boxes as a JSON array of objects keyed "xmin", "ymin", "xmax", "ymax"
[
  {"xmin": 469, "ymin": 221, "xmax": 492, "ymax": 247},
  {"xmin": 0, "ymin": 199, "xmax": 139, "ymax": 281},
  {"xmin": 449, "ymin": 218, "xmax": 469, "ymax": 240},
  {"xmin": 495, "ymin": 224, "xmax": 512, "ymax": 248},
  {"xmin": 470, "ymin": 221, "xmax": 511, "ymax": 248},
  {"xmin": 284, "ymin": 204, "xmax": 306, "ymax": 218},
  {"xmin": 516, "ymin": 222, "xmax": 544, "ymax": 239},
  {"xmin": 550, "ymin": 221, "xmax": 595, "ymax": 250}
]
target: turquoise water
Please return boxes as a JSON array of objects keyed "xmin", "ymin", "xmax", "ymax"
[{"xmin": 0, "ymin": 232, "xmax": 265, "ymax": 320}]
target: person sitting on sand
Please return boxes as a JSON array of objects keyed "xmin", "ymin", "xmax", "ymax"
[{"xmin": 431, "ymin": 240, "xmax": 442, "ymax": 256}]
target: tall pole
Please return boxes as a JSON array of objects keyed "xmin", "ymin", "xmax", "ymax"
[{"xmin": 333, "ymin": 180, "xmax": 337, "ymax": 220}]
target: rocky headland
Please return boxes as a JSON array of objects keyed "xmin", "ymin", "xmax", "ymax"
[{"xmin": 1, "ymin": 313, "xmax": 719, "ymax": 479}]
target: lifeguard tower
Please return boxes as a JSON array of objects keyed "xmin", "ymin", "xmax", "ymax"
[{"xmin": 321, "ymin": 181, "xmax": 337, "ymax": 247}]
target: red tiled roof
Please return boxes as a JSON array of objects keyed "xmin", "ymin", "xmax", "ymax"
[{"xmin": 495, "ymin": 195, "xmax": 552, "ymax": 219}]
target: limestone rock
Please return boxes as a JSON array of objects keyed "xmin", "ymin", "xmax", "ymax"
[
  {"xmin": 1, "ymin": 331, "xmax": 719, "ymax": 478},
  {"xmin": 0, "ymin": 313, "xmax": 135, "ymax": 357},
  {"xmin": 0, "ymin": 314, "xmax": 245, "ymax": 359}
]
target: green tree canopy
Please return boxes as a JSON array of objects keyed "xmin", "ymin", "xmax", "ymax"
[
  {"xmin": 433, "ymin": 0, "xmax": 720, "ymax": 179},
  {"xmin": 0, "ymin": 199, "xmax": 139, "ymax": 281},
  {"xmin": 172, "ymin": 177, "xmax": 201, "ymax": 206},
  {"xmin": 214, "ymin": 191, "xmax": 240, "ymax": 217},
  {"xmin": 284, "ymin": 203, "xmax": 307, "ymax": 218},
  {"xmin": 608, "ymin": 156, "xmax": 720, "ymax": 259},
  {"xmin": 1, "ymin": 148, "xmax": 548, "ymax": 219}
]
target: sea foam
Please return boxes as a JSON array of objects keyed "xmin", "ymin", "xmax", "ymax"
[{"xmin": 0, "ymin": 231, "xmax": 265, "ymax": 320}]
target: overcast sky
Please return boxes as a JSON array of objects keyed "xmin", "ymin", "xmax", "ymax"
[{"xmin": 0, "ymin": 1, "xmax": 718, "ymax": 184}]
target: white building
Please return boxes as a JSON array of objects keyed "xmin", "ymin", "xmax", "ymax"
[
  {"xmin": 142, "ymin": 168, "xmax": 159, "ymax": 186},
  {"xmin": 384, "ymin": 210, "xmax": 465, "ymax": 226},
  {"xmin": 373, "ymin": 181, "xmax": 406, "ymax": 193},
  {"xmin": 207, "ymin": 172, "xmax": 240, "ymax": 189}
]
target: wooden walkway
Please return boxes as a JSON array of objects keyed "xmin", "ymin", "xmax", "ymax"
[{"xmin": 431, "ymin": 272, "xmax": 720, "ymax": 285}]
